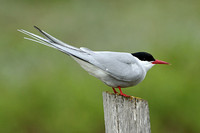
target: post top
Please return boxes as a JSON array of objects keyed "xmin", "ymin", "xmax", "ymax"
[{"xmin": 103, "ymin": 91, "xmax": 147, "ymax": 102}]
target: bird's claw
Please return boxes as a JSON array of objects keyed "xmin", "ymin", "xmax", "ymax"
[{"xmin": 112, "ymin": 87, "xmax": 131, "ymax": 97}]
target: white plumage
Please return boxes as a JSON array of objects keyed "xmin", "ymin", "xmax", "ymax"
[{"xmin": 18, "ymin": 26, "xmax": 169, "ymax": 97}]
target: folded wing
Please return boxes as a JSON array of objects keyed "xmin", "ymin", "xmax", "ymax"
[{"xmin": 18, "ymin": 26, "xmax": 141, "ymax": 82}]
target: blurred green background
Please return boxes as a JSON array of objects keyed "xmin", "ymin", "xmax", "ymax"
[{"xmin": 1, "ymin": 0, "xmax": 200, "ymax": 133}]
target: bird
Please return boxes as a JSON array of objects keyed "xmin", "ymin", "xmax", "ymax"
[{"xmin": 18, "ymin": 26, "xmax": 169, "ymax": 97}]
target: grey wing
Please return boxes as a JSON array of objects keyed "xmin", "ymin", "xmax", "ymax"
[
  {"xmin": 18, "ymin": 26, "xmax": 141, "ymax": 82},
  {"xmin": 18, "ymin": 26, "xmax": 112, "ymax": 77},
  {"xmin": 91, "ymin": 52, "xmax": 142, "ymax": 82}
]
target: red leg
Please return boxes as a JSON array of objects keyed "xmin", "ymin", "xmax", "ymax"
[
  {"xmin": 118, "ymin": 86, "xmax": 130, "ymax": 97},
  {"xmin": 112, "ymin": 87, "xmax": 118, "ymax": 94}
]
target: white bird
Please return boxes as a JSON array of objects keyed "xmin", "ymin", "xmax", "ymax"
[{"xmin": 18, "ymin": 26, "xmax": 169, "ymax": 97}]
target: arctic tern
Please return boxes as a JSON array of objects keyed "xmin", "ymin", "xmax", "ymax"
[{"xmin": 18, "ymin": 26, "xmax": 169, "ymax": 97}]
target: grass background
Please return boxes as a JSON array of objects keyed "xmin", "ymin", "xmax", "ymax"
[{"xmin": 1, "ymin": 0, "xmax": 200, "ymax": 133}]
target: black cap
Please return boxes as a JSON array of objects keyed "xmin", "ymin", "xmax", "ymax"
[{"xmin": 131, "ymin": 52, "xmax": 155, "ymax": 62}]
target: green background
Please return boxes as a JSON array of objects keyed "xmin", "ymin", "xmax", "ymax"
[{"xmin": 1, "ymin": 0, "xmax": 200, "ymax": 133}]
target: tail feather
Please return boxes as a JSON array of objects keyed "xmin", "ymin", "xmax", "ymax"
[
  {"xmin": 17, "ymin": 27, "xmax": 82, "ymax": 55},
  {"xmin": 33, "ymin": 26, "xmax": 80, "ymax": 51},
  {"xmin": 24, "ymin": 37, "xmax": 55, "ymax": 49},
  {"xmin": 18, "ymin": 26, "xmax": 82, "ymax": 51},
  {"xmin": 18, "ymin": 26, "xmax": 93, "ymax": 63},
  {"xmin": 18, "ymin": 28, "xmax": 64, "ymax": 50},
  {"xmin": 18, "ymin": 29, "xmax": 50, "ymax": 44}
]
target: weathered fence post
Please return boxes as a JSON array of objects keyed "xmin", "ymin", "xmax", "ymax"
[{"xmin": 102, "ymin": 91, "xmax": 151, "ymax": 133}]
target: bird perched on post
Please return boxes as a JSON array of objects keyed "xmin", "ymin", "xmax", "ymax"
[{"xmin": 18, "ymin": 26, "xmax": 169, "ymax": 97}]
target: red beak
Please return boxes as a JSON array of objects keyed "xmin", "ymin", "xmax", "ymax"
[{"xmin": 152, "ymin": 60, "xmax": 169, "ymax": 64}]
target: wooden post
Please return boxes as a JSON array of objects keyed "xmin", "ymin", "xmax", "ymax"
[{"xmin": 102, "ymin": 91, "xmax": 151, "ymax": 133}]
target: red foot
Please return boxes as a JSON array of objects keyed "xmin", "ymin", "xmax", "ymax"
[
  {"xmin": 118, "ymin": 86, "xmax": 130, "ymax": 97},
  {"xmin": 112, "ymin": 87, "xmax": 118, "ymax": 94}
]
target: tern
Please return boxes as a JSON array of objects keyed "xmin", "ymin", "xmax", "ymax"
[{"xmin": 18, "ymin": 26, "xmax": 169, "ymax": 97}]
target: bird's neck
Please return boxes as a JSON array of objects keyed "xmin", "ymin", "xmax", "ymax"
[{"xmin": 140, "ymin": 61, "xmax": 155, "ymax": 72}]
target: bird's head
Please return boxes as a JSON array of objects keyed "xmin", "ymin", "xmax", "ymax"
[{"xmin": 132, "ymin": 52, "xmax": 169, "ymax": 71}]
